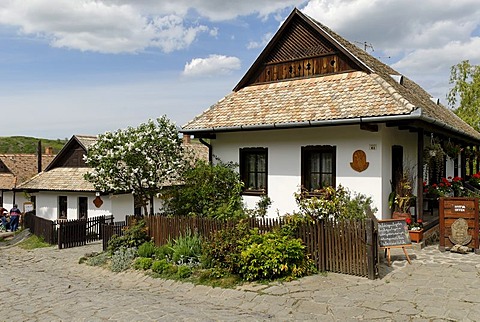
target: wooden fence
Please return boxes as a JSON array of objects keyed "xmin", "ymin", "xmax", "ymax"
[
  {"xmin": 58, "ymin": 215, "xmax": 114, "ymax": 249},
  {"xmin": 23, "ymin": 212, "xmax": 57, "ymax": 244},
  {"xmin": 105, "ymin": 215, "xmax": 378, "ymax": 279},
  {"xmin": 24, "ymin": 212, "xmax": 114, "ymax": 249}
]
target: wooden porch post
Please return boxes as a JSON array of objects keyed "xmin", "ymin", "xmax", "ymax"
[
  {"xmin": 417, "ymin": 129, "xmax": 424, "ymax": 222},
  {"xmin": 461, "ymin": 148, "xmax": 467, "ymax": 179},
  {"xmin": 477, "ymin": 146, "xmax": 480, "ymax": 174}
]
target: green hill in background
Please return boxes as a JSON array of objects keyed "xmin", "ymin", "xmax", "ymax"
[{"xmin": 0, "ymin": 136, "xmax": 67, "ymax": 154}]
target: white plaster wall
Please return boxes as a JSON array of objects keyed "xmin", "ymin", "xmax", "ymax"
[
  {"xmin": 31, "ymin": 191, "xmax": 141, "ymax": 222},
  {"xmin": 381, "ymin": 127, "xmax": 418, "ymax": 219},
  {"xmin": 110, "ymin": 193, "xmax": 134, "ymax": 222},
  {"xmin": 1, "ymin": 191, "xmax": 28, "ymax": 211},
  {"xmin": 211, "ymin": 125, "xmax": 385, "ymax": 218}
]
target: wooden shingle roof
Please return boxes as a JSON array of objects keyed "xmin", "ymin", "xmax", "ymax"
[
  {"xmin": 17, "ymin": 135, "xmax": 209, "ymax": 192},
  {"xmin": 182, "ymin": 9, "xmax": 480, "ymax": 143},
  {"xmin": 16, "ymin": 167, "xmax": 95, "ymax": 192},
  {"xmin": 0, "ymin": 154, "xmax": 55, "ymax": 189}
]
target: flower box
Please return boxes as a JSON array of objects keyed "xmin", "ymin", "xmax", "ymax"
[{"xmin": 409, "ymin": 229, "xmax": 424, "ymax": 243}]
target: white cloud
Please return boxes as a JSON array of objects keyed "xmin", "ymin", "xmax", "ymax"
[
  {"xmin": 301, "ymin": 0, "xmax": 480, "ymax": 105},
  {"xmin": 183, "ymin": 54, "xmax": 241, "ymax": 77},
  {"xmin": 108, "ymin": 0, "xmax": 305, "ymax": 21},
  {"xmin": 0, "ymin": 0, "xmax": 211, "ymax": 53},
  {"xmin": 0, "ymin": 0, "xmax": 306, "ymax": 53}
]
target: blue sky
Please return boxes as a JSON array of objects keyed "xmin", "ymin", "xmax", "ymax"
[{"xmin": 0, "ymin": 0, "xmax": 479, "ymax": 139}]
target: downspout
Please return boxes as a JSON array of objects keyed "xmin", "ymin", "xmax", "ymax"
[{"xmin": 199, "ymin": 138, "xmax": 213, "ymax": 164}]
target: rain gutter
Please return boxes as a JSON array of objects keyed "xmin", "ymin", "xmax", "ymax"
[{"xmin": 182, "ymin": 108, "xmax": 480, "ymax": 143}]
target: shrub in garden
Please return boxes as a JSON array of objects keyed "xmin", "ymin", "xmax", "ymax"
[
  {"xmin": 107, "ymin": 219, "xmax": 150, "ymax": 254},
  {"xmin": 111, "ymin": 247, "xmax": 137, "ymax": 272},
  {"xmin": 133, "ymin": 257, "xmax": 153, "ymax": 270},
  {"xmin": 151, "ymin": 259, "xmax": 171, "ymax": 274},
  {"xmin": 238, "ymin": 229, "xmax": 316, "ymax": 281},
  {"xmin": 137, "ymin": 241, "xmax": 156, "ymax": 258},
  {"xmin": 85, "ymin": 252, "xmax": 109, "ymax": 267},
  {"xmin": 201, "ymin": 221, "xmax": 250, "ymax": 273},
  {"xmin": 294, "ymin": 185, "xmax": 376, "ymax": 220},
  {"xmin": 176, "ymin": 265, "xmax": 192, "ymax": 279},
  {"xmin": 160, "ymin": 160, "xmax": 245, "ymax": 220},
  {"xmin": 171, "ymin": 230, "xmax": 202, "ymax": 265},
  {"xmin": 154, "ymin": 243, "xmax": 174, "ymax": 261}
]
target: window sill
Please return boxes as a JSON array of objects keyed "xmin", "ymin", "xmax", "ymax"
[{"xmin": 242, "ymin": 190, "xmax": 267, "ymax": 196}]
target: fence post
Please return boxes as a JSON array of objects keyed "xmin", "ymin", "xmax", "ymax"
[
  {"xmin": 365, "ymin": 217, "xmax": 377, "ymax": 279},
  {"xmin": 57, "ymin": 221, "xmax": 63, "ymax": 249}
]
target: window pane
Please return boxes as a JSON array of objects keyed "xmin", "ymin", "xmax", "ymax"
[
  {"xmin": 310, "ymin": 152, "xmax": 321, "ymax": 172},
  {"xmin": 310, "ymin": 174, "xmax": 321, "ymax": 191},
  {"xmin": 322, "ymin": 153, "xmax": 333, "ymax": 173},
  {"xmin": 258, "ymin": 173, "xmax": 266, "ymax": 190},
  {"xmin": 322, "ymin": 174, "xmax": 333, "ymax": 187},
  {"xmin": 257, "ymin": 154, "xmax": 266, "ymax": 172}
]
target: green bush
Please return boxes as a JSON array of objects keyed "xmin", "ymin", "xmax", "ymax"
[
  {"xmin": 151, "ymin": 259, "xmax": 171, "ymax": 274},
  {"xmin": 107, "ymin": 219, "xmax": 150, "ymax": 254},
  {"xmin": 111, "ymin": 247, "xmax": 137, "ymax": 272},
  {"xmin": 137, "ymin": 241, "xmax": 156, "ymax": 258},
  {"xmin": 133, "ymin": 257, "xmax": 153, "ymax": 270},
  {"xmin": 176, "ymin": 265, "xmax": 192, "ymax": 279},
  {"xmin": 85, "ymin": 252, "xmax": 109, "ymax": 267},
  {"xmin": 171, "ymin": 230, "xmax": 202, "ymax": 265},
  {"xmin": 295, "ymin": 185, "xmax": 377, "ymax": 220},
  {"xmin": 160, "ymin": 160, "xmax": 246, "ymax": 219},
  {"xmin": 238, "ymin": 230, "xmax": 316, "ymax": 281},
  {"xmin": 154, "ymin": 243, "xmax": 174, "ymax": 261},
  {"xmin": 201, "ymin": 221, "xmax": 249, "ymax": 273}
]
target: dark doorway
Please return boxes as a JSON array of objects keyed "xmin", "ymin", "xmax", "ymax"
[
  {"xmin": 78, "ymin": 197, "xmax": 88, "ymax": 219},
  {"xmin": 392, "ymin": 145, "xmax": 404, "ymax": 190}
]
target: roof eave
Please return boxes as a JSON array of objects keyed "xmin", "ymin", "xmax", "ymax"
[{"xmin": 182, "ymin": 109, "xmax": 480, "ymax": 144}]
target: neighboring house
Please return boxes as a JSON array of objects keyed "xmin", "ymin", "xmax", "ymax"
[
  {"xmin": 182, "ymin": 9, "xmax": 480, "ymax": 219},
  {"xmin": 16, "ymin": 134, "xmax": 208, "ymax": 222},
  {"xmin": 0, "ymin": 151, "xmax": 55, "ymax": 211}
]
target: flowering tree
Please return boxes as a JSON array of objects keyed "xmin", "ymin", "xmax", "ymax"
[{"xmin": 84, "ymin": 116, "xmax": 189, "ymax": 215}]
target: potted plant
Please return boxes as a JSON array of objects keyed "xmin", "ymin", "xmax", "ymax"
[
  {"xmin": 406, "ymin": 218, "xmax": 423, "ymax": 243},
  {"xmin": 423, "ymin": 139, "xmax": 446, "ymax": 180},
  {"xmin": 390, "ymin": 169, "xmax": 415, "ymax": 220},
  {"xmin": 443, "ymin": 140, "xmax": 462, "ymax": 159}
]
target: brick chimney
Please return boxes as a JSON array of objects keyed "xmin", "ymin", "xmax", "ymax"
[{"xmin": 182, "ymin": 134, "xmax": 191, "ymax": 145}]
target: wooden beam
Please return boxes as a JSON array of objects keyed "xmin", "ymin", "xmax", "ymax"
[
  {"xmin": 360, "ymin": 123, "xmax": 378, "ymax": 132},
  {"xmin": 417, "ymin": 129, "xmax": 424, "ymax": 222}
]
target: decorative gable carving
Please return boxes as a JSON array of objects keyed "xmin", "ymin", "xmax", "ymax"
[
  {"xmin": 235, "ymin": 10, "xmax": 363, "ymax": 90},
  {"xmin": 48, "ymin": 139, "xmax": 88, "ymax": 170}
]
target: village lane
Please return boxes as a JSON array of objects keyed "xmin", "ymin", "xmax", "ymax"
[{"xmin": 2, "ymin": 241, "xmax": 480, "ymax": 321}]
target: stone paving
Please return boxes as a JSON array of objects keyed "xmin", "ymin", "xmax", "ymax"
[{"xmin": 1, "ymin": 239, "xmax": 480, "ymax": 321}]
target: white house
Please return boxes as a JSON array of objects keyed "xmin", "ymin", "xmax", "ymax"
[
  {"xmin": 182, "ymin": 9, "xmax": 480, "ymax": 220},
  {"xmin": 0, "ymin": 151, "xmax": 55, "ymax": 212},
  {"xmin": 16, "ymin": 134, "xmax": 208, "ymax": 222}
]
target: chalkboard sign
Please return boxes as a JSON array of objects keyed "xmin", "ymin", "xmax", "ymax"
[{"xmin": 378, "ymin": 219, "xmax": 411, "ymax": 247}]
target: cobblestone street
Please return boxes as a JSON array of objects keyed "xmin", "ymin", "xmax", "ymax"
[{"xmin": 1, "ymin": 241, "xmax": 480, "ymax": 321}]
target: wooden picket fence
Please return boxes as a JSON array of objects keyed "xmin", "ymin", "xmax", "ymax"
[
  {"xmin": 57, "ymin": 215, "xmax": 114, "ymax": 249},
  {"xmin": 103, "ymin": 215, "xmax": 378, "ymax": 279},
  {"xmin": 23, "ymin": 212, "xmax": 57, "ymax": 244},
  {"xmin": 24, "ymin": 212, "xmax": 114, "ymax": 249}
]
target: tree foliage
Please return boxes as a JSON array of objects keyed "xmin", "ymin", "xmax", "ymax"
[
  {"xmin": 447, "ymin": 60, "xmax": 480, "ymax": 131},
  {"xmin": 84, "ymin": 116, "xmax": 189, "ymax": 214},
  {"xmin": 161, "ymin": 160, "xmax": 245, "ymax": 219}
]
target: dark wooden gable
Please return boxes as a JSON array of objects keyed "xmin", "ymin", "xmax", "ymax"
[
  {"xmin": 234, "ymin": 9, "xmax": 366, "ymax": 91},
  {"xmin": 0, "ymin": 159, "xmax": 11, "ymax": 174},
  {"xmin": 45, "ymin": 137, "xmax": 88, "ymax": 171}
]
